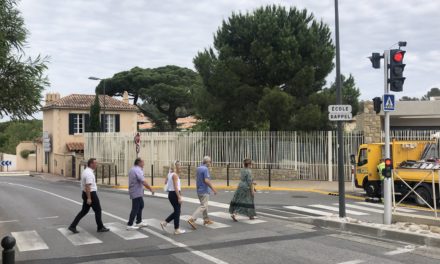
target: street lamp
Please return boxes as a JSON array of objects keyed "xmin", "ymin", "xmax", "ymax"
[{"xmin": 88, "ymin": 76, "xmax": 106, "ymax": 132}]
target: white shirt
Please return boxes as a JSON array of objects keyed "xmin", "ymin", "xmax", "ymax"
[
  {"xmin": 81, "ymin": 167, "xmax": 97, "ymax": 192},
  {"xmin": 166, "ymin": 172, "xmax": 181, "ymax": 192}
]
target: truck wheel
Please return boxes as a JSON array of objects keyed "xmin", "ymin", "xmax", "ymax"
[
  {"xmin": 365, "ymin": 181, "xmax": 380, "ymax": 198},
  {"xmin": 415, "ymin": 186, "xmax": 432, "ymax": 207}
]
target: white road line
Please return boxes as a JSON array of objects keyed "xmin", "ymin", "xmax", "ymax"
[
  {"xmin": 181, "ymin": 215, "xmax": 230, "ymax": 229},
  {"xmin": 385, "ymin": 245, "xmax": 416, "ymax": 256},
  {"xmin": 209, "ymin": 212, "xmax": 266, "ymax": 224},
  {"xmin": 37, "ymin": 216, "xmax": 59, "ymax": 220},
  {"xmin": 4, "ymin": 182, "xmax": 227, "ymax": 264},
  {"xmin": 0, "ymin": 220, "xmax": 18, "ymax": 224},
  {"xmin": 355, "ymin": 202, "xmax": 416, "ymax": 213},
  {"xmin": 58, "ymin": 227, "xmax": 102, "ymax": 246},
  {"xmin": 283, "ymin": 206, "xmax": 334, "ymax": 216},
  {"xmin": 309, "ymin": 205, "xmax": 369, "ymax": 216},
  {"xmin": 11, "ymin": 230, "xmax": 49, "ymax": 252},
  {"xmin": 256, "ymin": 211, "xmax": 289, "ymax": 219},
  {"xmin": 106, "ymin": 222, "xmax": 149, "ymax": 240},
  {"xmin": 151, "ymin": 192, "xmax": 230, "ymax": 209},
  {"xmin": 334, "ymin": 203, "xmax": 384, "ymax": 214},
  {"xmin": 337, "ymin": 260, "xmax": 365, "ymax": 264},
  {"xmin": 261, "ymin": 207, "xmax": 311, "ymax": 217}
]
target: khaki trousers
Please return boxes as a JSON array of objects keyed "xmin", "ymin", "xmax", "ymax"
[{"xmin": 191, "ymin": 194, "xmax": 209, "ymax": 220}]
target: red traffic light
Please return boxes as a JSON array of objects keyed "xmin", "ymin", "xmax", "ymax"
[
  {"xmin": 393, "ymin": 51, "xmax": 404, "ymax": 62},
  {"xmin": 385, "ymin": 158, "xmax": 392, "ymax": 166}
]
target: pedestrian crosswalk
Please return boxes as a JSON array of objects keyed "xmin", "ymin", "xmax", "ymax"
[
  {"xmin": 7, "ymin": 211, "xmax": 267, "ymax": 253},
  {"xmin": 281, "ymin": 201, "xmax": 417, "ymax": 217}
]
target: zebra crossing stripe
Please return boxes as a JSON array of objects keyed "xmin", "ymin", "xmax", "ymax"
[
  {"xmin": 11, "ymin": 230, "xmax": 49, "ymax": 252},
  {"xmin": 209, "ymin": 212, "xmax": 266, "ymax": 224},
  {"xmin": 58, "ymin": 227, "xmax": 102, "ymax": 246},
  {"xmin": 355, "ymin": 202, "xmax": 416, "ymax": 213},
  {"xmin": 309, "ymin": 205, "xmax": 369, "ymax": 216},
  {"xmin": 283, "ymin": 206, "xmax": 334, "ymax": 216},
  {"xmin": 181, "ymin": 215, "xmax": 230, "ymax": 229},
  {"xmin": 334, "ymin": 203, "xmax": 384, "ymax": 214},
  {"xmin": 106, "ymin": 222, "xmax": 149, "ymax": 240}
]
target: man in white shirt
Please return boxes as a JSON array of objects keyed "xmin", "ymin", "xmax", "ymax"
[{"xmin": 68, "ymin": 158, "xmax": 110, "ymax": 233}]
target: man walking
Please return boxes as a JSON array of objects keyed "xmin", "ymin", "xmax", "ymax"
[
  {"xmin": 187, "ymin": 156, "xmax": 217, "ymax": 229},
  {"xmin": 127, "ymin": 158, "xmax": 155, "ymax": 230},
  {"xmin": 69, "ymin": 158, "xmax": 109, "ymax": 233}
]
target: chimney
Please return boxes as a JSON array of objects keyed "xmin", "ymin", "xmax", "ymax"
[
  {"xmin": 122, "ymin": 91, "xmax": 129, "ymax": 104},
  {"xmin": 45, "ymin": 93, "xmax": 60, "ymax": 105}
]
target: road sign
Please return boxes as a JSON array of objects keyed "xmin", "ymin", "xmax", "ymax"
[
  {"xmin": 328, "ymin": 104, "xmax": 352, "ymax": 113},
  {"xmin": 43, "ymin": 131, "xmax": 51, "ymax": 152},
  {"xmin": 383, "ymin": 94, "xmax": 395, "ymax": 111},
  {"xmin": 329, "ymin": 113, "xmax": 352, "ymax": 121},
  {"xmin": 0, "ymin": 160, "xmax": 12, "ymax": 166}
]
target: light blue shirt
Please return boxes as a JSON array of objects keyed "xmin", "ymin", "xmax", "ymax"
[
  {"xmin": 128, "ymin": 166, "xmax": 145, "ymax": 199},
  {"xmin": 196, "ymin": 164, "xmax": 211, "ymax": 194}
]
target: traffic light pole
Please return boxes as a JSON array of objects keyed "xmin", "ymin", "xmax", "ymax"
[{"xmin": 383, "ymin": 50, "xmax": 392, "ymax": 225}]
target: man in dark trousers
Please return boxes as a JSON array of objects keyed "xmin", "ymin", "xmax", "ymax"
[
  {"xmin": 68, "ymin": 158, "xmax": 110, "ymax": 233},
  {"xmin": 126, "ymin": 157, "xmax": 155, "ymax": 230}
]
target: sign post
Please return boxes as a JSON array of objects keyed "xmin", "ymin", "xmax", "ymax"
[{"xmin": 383, "ymin": 51, "xmax": 393, "ymax": 225}]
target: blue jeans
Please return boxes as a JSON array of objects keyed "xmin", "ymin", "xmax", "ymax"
[{"xmin": 127, "ymin": 197, "xmax": 144, "ymax": 226}]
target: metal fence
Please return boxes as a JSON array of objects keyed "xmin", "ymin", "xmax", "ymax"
[
  {"xmin": 386, "ymin": 130, "xmax": 440, "ymax": 141},
  {"xmin": 84, "ymin": 131, "xmax": 364, "ymax": 181}
]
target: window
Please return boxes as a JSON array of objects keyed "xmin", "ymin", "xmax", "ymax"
[
  {"xmin": 73, "ymin": 114, "xmax": 84, "ymax": 134},
  {"xmin": 358, "ymin": 148, "xmax": 368, "ymax": 166},
  {"xmin": 104, "ymin": 114, "xmax": 115, "ymax": 132}
]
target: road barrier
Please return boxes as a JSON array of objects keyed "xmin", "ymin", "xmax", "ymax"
[{"xmin": 1, "ymin": 236, "xmax": 16, "ymax": 264}]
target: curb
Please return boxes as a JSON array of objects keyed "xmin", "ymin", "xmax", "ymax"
[{"xmin": 293, "ymin": 217, "xmax": 440, "ymax": 247}]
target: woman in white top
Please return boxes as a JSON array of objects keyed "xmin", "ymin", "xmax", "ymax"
[{"xmin": 161, "ymin": 160, "xmax": 185, "ymax": 235}]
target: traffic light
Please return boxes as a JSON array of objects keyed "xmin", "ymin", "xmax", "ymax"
[
  {"xmin": 369, "ymin": 52, "xmax": 382, "ymax": 69},
  {"xmin": 389, "ymin": 49, "xmax": 406, "ymax": 92},
  {"xmin": 372, "ymin": 97, "xmax": 382, "ymax": 114},
  {"xmin": 384, "ymin": 158, "xmax": 393, "ymax": 178}
]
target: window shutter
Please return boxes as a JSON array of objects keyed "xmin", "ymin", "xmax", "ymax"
[
  {"xmin": 100, "ymin": 114, "xmax": 105, "ymax": 132},
  {"xmin": 69, "ymin": 114, "xmax": 75, "ymax": 135},
  {"xmin": 115, "ymin": 114, "xmax": 120, "ymax": 132},
  {"xmin": 84, "ymin": 114, "xmax": 90, "ymax": 132}
]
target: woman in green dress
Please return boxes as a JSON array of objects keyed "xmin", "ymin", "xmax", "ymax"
[{"xmin": 229, "ymin": 158, "xmax": 257, "ymax": 221}]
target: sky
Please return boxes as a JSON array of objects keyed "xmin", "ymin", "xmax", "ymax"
[{"xmin": 14, "ymin": 0, "xmax": 440, "ymax": 119}]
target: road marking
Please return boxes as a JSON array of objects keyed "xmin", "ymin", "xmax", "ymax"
[
  {"xmin": 335, "ymin": 203, "xmax": 384, "ymax": 214},
  {"xmin": 58, "ymin": 227, "xmax": 102, "ymax": 246},
  {"xmin": 385, "ymin": 245, "xmax": 416, "ymax": 256},
  {"xmin": 209, "ymin": 212, "xmax": 266, "ymax": 224},
  {"xmin": 309, "ymin": 204, "xmax": 369, "ymax": 216},
  {"xmin": 328, "ymin": 234, "xmax": 399, "ymax": 250},
  {"xmin": 152, "ymin": 192, "xmax": 229, "ymax": 209},
  {"xmin": 256, "ymin": 211, "xmax": 289, "ymax": 219},
  {"xmin": 11, "ymin": 230, "xmax": 49, "ymax": 251},
  {"xmin": 337, "ymin": 260, "xmax": 364, "ymax": 264},
  {"xmin": 181, "ymin": 215, "xmax": 230, "ymax": 229},
  {"xmin": 37, "ymin": 216, "xmax": 59, "ymax": 220},
  {"xmin": 4, "ymin": 182, "xmax": 227, "ymax": 264},
  {"xmin": 261, "ymin": 207, "xmax": 311, "ymax": 217},
  {"xmin": 106, "ymin": 222, "xmax": 149, "ymax": 240},
  {"xmin": 283, "ymin": 206, "xmax": 334, "ymax": 216},
  {"xmin": 356, "ymin": 202, "xmax": 416, "ymax": 213},
  {"xmin": 0, "ymin": 220, "xmax": 18, "ymax": 224}
]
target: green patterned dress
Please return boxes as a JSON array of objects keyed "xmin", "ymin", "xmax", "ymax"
[{"xmin": 229, "ymin": 168, "xmax": 256, "ymax": 217}]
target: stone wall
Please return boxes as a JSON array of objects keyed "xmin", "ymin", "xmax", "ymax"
[
  {"xmin": 356, "ymin": 101, "xmax": 382, "ymax": 143},
  {"xmin": 162, "ymin": 166, "xmax": 300, "ymax": 181}
]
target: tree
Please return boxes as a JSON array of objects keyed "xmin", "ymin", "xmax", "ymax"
[
  {"xmin": 89, "ymin": 94, "xmax": 101, "ymax": 132},
  {"xmin": 97, "ymin": 65, "xmax": 201, "ymax": 131},
  {"xmin": 0, "ymin": 120, "xmax": 42, "ymax": 154},
  {"xmin": 0, "ymin": 0, "xmax": 49, "ymax": 120},
  {"xmin": 422, "ymin": 87, "xmax": 440, "ymax": 100},
  {"xmin": 400, "ymin": 96, "xmax": 419, "ymax": 101},
  {"xmin": 193, "ymin": 5, "xmax": 335, "ymax": 131}
]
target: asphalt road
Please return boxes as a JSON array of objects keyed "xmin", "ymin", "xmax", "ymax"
[{"xmin": 1, "ymin": 175, "xmax": 440, "ymax": 264}]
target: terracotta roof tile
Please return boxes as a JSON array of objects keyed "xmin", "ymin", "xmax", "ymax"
[
  {"xmin": 42, "ymin": 94, "xmax": 138, "ymax": 111},
  {"xmin": 66, "ymin": 142, "xmax": 84, "ymax": 151}
]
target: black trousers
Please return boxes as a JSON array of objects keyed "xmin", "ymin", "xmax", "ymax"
[
  {"xmin": 165, "ymin": 191, "xmax": 181, "ymax": 229},
  {"xmin": 70, "ymin": 191, "xmax": 104, "ymax": 230},
  {"xmin": 127, "ymin": 197, "xmax": 144, "ymax": 226}
]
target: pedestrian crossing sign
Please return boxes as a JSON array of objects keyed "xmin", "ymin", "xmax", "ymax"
[{"xmin": 383, "ymin": 94, "xmax": 395, "ymax": 111}]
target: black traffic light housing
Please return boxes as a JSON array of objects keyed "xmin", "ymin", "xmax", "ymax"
[
  {"xmin": 372, "ymin": 97, "xmax": 382, "ymax": 114},
  {"xmin": 389, "ymin": 49, "xmax": 406, "ymax": 92},
  {"xmin": 383, "ymin": 158, "xmax": 393, "ymax": 178},
  {"xmin": 369, "ymin": 52, "xmax": 382, "ymax": 69}
]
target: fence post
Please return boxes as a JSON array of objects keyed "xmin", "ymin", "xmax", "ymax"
[
  {"xmin": 2, "ymin": 235, "xmax": 16, "ymax": 264},
  {"xmin": 268, "ymin": 165, "xmax": 272, "ymax": 187},
  {"xmin": 226, "ymin": 163, "xmax": 230, "ymax": 187},
  {"xmin": 115, "ymin": 165, "xmax": 118, "ymax": 186},
  {"xmin": 108, "ymin": 164, "xmax": 111, "ymax": 185},
  {"xmin": 101, "ymin": 165, "xmax": 104, "ymax": 184},
  {"xmin": 151, "ymin": 164, "xmax": 154, "ymax": 186},
  {"xmin": 78, "ymin": 164, "xmax": 81, "ymax": 180},
  {"xmin": 187, "ymin": 164, "xmax": 191, "ymax": 186},
  {"xmin": 328, "ymin": 131, "xmax": 333, "ymax": 182}
]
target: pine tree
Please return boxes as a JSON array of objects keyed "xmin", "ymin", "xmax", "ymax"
[{"xmin": 89, "ymin": 94, "xmax": 101, "ymax": 132}]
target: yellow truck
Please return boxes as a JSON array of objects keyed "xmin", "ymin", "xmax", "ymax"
[{"xmin": 352, "ymin": 140, "xmax": 440, "ymax": 206}]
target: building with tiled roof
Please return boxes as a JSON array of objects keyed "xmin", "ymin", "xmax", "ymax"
[{"xmin": 16, "ymin": 92, "xmax": 138, "ymax": 177}]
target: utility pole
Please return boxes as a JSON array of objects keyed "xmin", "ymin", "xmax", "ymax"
[{"xmin": 334, "ymin": 0, "xmax": 346, "ymax": 218}]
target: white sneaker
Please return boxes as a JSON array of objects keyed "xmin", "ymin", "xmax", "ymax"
[
  {"xmin": 160, "ymin": 221, "xmax": 167, "ymax": 231},
  {"xmin": 174, "ymin": 229, "xmax": 186, "ymax": 235},
  {"xmin": 135, "ymin": 221, "xmax": 148, "ymax": 228},
  {"xmin": 126, "ymin": 225, "xmax": 140, "ymax": 230}
]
